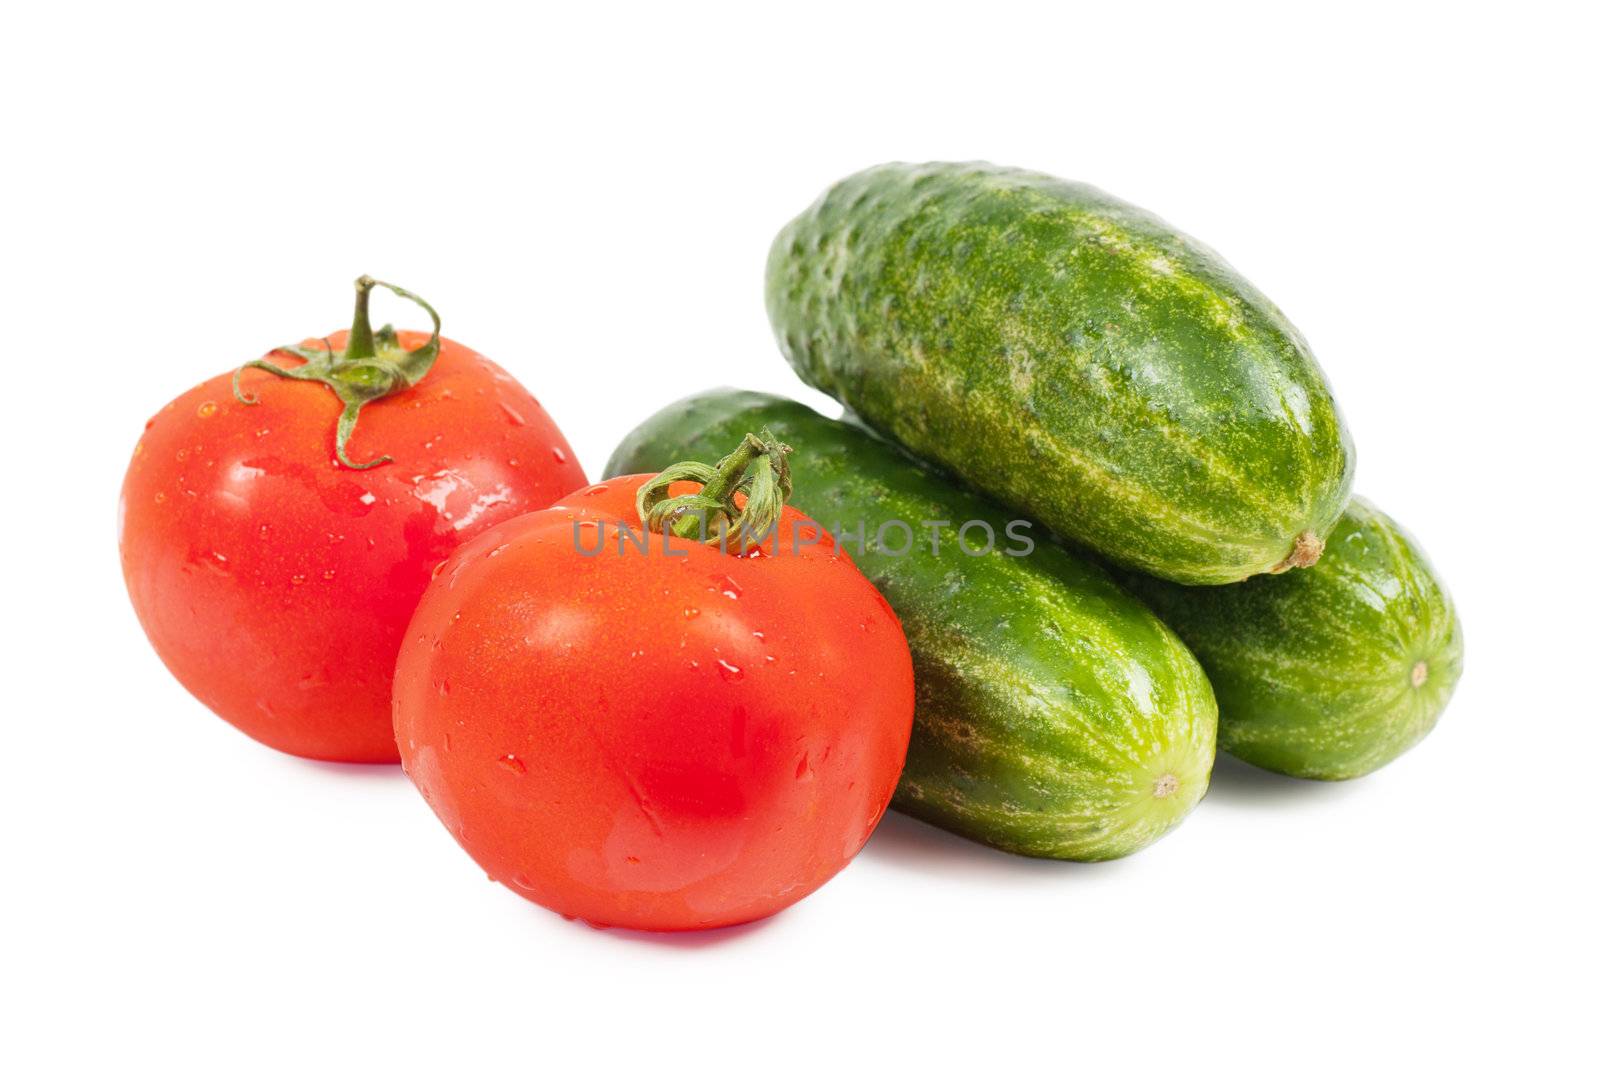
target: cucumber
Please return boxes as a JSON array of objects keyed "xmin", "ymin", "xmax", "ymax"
[
  {"xmin": 1120, "ymin": 498, "xmax": 1462, "ymax": 780},
  {"xmin": 766, "ymin": 162, "xmax": 1355, "ymax": 585},
  {"xmin": 606, "ymin": 389, "xmax": 1218, "ymax": 861}
]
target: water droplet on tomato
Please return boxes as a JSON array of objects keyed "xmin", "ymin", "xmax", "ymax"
[
  {"xmin": 498, "ymin": 401, "xmax": 528, "ymax": 426},
  {"xmin": 683, "ymin": 606, "xmax": 700, "ymax": 619},
  {"xmin": 498, "ymin": 754, "xmax": 525, "ymax": 774},
  {"xmin": 290, "ymin": 573, "xmax": 307, "ymax": 586},
  {"xmin": 582, "ymin": 484, "xmax": 609, "ymax": 497},
  {"xmin": 715, "ymin": 575, "xmax": 742, "ymax": 600},
  {"xmin": 321, "ymin": 569, "xmax": 336, "ymax": 581},
  {"xmin": 358, "ymin": 491, "xmax": 377, "ymax": 507},
  {"xmin": 197, "ymin": 400, "xmax": 218, "ymax": 418},
  {"xmin": 716, "ymin": 659, "xmax": 744, "ymax": 682},
  {"xmin": 431, "ymin": 559, "xmax": 449, "ymax": 580},
  {"xmin": 551, "ymin": 446, "xmax": 568, "ymax": 464},
  {"xmin": 436, "ymin": 679, "xmax": 451, "ymax": 696},
  {"xmin": 795, "ymin": 753, "xmax": 812, "ymax": 780}
]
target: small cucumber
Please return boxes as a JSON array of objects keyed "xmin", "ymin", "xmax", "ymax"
[
  {"xmin": 607, "ymin": 390, "xmax": 1217, "ymax": 860},
  {"xmin": 766, "ymin": 162, "xmax": 1355, "ymax": 585},
  {"xmin": 1121, "ymin": 498, "xmax": 1463, "ymax": 779}
]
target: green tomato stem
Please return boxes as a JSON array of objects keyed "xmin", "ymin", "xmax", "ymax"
[
  {"xmin": 635, "ymin": 429, "xmax": 794, "ymax": 550},
  {"xmin": 342, "ymin": 275, "xmax": 379, "ymax": 364},
  {"xmin": 230, "ymin": 276, "xmax": 442, "ymax": 469}
]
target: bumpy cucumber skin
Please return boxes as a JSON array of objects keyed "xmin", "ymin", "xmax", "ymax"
[
  {"xmin": 606, "ymin": 389, "xmax": 1217, "ymax": 861},
  {"xmin": 766, "ymin": 162, "xmax": 1355, "ymax": 585},
  {"xmin": 1121, "ymin": 498, "xmax": 1462, "ymax": 780}
]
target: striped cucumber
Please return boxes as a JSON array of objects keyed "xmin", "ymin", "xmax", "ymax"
[
  {"xmin": 606, "ymin": 389, "xmax": 1217, "ymax": 860},
  {"xmin": 1121, "ymin": 498, "xmax": 1462, "ymax": 779},
  {"xmin": 766, "ymin": 162, "xmax": 1355, "ymax": 585}
]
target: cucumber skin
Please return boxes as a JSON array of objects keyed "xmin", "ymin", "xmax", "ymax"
[
  {"xmin": 1121, "ymin": 498, "xmax": 1462, "ymax": 780},
  {"xmin": 766, "ymin": 162, "xmax": 1355, "ymax": 585},
  {"xmin": 606, "ymin": 390, "xmax": 1218, "ymax": 861}
]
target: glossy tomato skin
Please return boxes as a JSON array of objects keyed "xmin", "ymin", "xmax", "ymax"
[
  {"xmin": 393, "ymin": 475, "xmax": 916, "ymax": 931},
  {"xmin": 120, "ymin": 330, "xmax": 586, "ymax": 762}
]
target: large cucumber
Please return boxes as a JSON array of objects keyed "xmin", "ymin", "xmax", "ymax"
[
  {"xmin": 606, "ymin": 389, "xmax": 1217, "ymax": 861},
  {"xmin": 766, "ymin": 162, "xmax": 1355, "ymax": 585},
  {"xmin": 1121, "ymin": 498, "xmax": 1462, "ymax": 780}
]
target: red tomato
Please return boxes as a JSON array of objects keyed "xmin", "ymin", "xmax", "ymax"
[
  {"xmin": 392, "ymin": 472, "xmax": 916, "ymax": 931},
  {"xmin": 120, "ymin": 282, "xmax": 586, "ymax": 762}
]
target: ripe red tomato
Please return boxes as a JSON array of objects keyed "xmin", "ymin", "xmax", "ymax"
[
  {"xmin": 120, "ymin": 280, "xmax": 586, "ymax": 762},
  {"xmin": 392, "ymin": 458, "xmax": 916, "ymax": 931}
]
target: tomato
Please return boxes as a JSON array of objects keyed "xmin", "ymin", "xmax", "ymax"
[
  {"xmin": 392, "ymin": 436, "xmax": 915, "ymax": 931},
  {"xmin": 120, "ymin": 279, "xmax": 586, "ymax": 762}
]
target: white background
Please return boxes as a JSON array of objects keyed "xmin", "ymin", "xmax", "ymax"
[{"xmin": 4, "ymin": 2, "xmax": 1596, "ymax": 1063}]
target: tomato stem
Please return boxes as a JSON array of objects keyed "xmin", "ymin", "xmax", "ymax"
[
  {"xmin": 230, "ymin": 277, "xmax": 443, "ymax": 469},
  {"xmin": 342, "ymin": 276, "xmax": 379, "ymax": 364},
  {"xmin": 636, "ymin": 430, "xmax": 794, "ymax": 550}
]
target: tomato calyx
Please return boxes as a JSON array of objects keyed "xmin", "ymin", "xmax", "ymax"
[
  {"xmin": 231, "ymin": 276, "xmax": 443, "ymax": 469},
  {"xmin": 636, "ymin": 429, "xmax": 794, "ymax": 550}
]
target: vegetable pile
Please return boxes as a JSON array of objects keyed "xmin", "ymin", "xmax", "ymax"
[{"xmin": 121, "ymin": 162, "xmax": 1463, "ymax": 932}]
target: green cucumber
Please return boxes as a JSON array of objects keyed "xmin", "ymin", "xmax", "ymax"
[
  {"xmin": 606, "ymin": 389, "xmax": 1218, "ymax": 861},
  {"xmin": 766, "ymin": 162, "xmax": 1355, "ymax": 585},
  {"xmin": 1121, "ymin": 498, "xmax": 1462, "ymax": 780}
]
